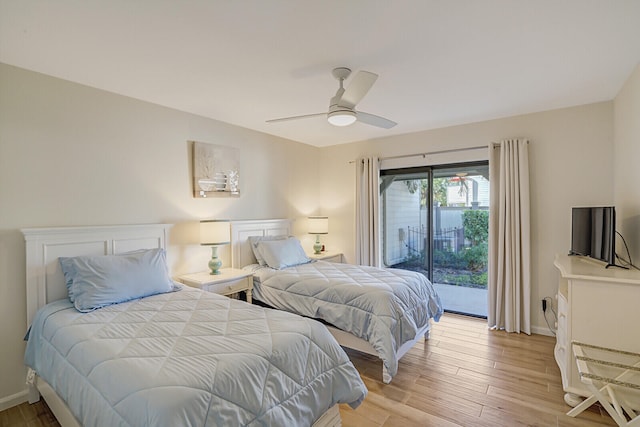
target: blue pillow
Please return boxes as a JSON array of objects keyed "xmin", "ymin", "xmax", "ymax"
[
  {"xmin": 60, "ymin": 250, "xmax": 157, "ymax": 303},
  {"xmin": 59, "ymin": 249, "xmax": 179, "ymax": 312},
  {"xmin": 256, "ymin": 237, "xmax": 310, "ymax": 269},
  {"xmin": 248, "ymin": 235, "xmax": 288, "ymax": 266}
]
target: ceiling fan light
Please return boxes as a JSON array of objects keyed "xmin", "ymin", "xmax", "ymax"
[{"xmin": 328, "ymin": 110, "xmax": 356, "ymax": 127}]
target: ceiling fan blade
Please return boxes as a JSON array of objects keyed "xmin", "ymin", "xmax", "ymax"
[
  {"xmin": 339, "ymin": 71, "xmax": 378, "ymax": 109},
  {"xmin": 266, "ymin": 112, "xmax": 326, "ymax": 124},
  {"xmin": 356, "ymin": 111, "xmax": 397, "ymax": 129}
]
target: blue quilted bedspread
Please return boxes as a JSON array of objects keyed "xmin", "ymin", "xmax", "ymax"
[
  {"xmin": 25, "ymin": 286, "xmax": 366, "ymax": 426},
  {"xmin": 250, "ymin": 261, "xmax": 444, "ymax": 379}
]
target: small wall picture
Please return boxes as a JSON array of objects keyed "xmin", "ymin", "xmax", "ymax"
[{"xmin": 192, "ymin": 141, "xmax": 240, "ymax": 198}]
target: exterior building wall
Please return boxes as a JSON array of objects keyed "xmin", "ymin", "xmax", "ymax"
[{"xmin": 382, "ymin": 180, "xmax": 421, "ymax": 266}]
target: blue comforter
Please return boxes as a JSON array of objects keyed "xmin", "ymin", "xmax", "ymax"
[
  {"xmin": 25, "ymin": 286, "xmax": 366, "ymax": 426},
  {"xmin": 249, "ymin": 261, "xmax": 444, "ymax": 379}
]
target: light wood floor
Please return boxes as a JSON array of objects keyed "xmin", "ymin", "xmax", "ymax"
[
  {"xmin": 1, "ymin": 313, "xmax": 617, "ymax": 427},
  {"xmin": 339, "ymin": 313, "xmax": 616, "ymax": 427},
  {"xmin": 0, "ymin": 398, "xmax": 57, "ymax": 427}
]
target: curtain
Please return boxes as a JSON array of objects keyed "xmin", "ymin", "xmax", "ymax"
[
  {"xmin": 488, "ymin": 139, "xmax": 531, "ymax": 334},
  {"xmin": 355, "ymin": 157, "xmax": 380, "ymax": 266}
]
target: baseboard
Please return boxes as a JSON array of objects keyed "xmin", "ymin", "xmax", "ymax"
[
  {"xmin": 0, "ymin": 389, "xmax": 28, "ymax": 411},
  {"xmin": 531, "ymin": 324, "xmax": 555, "ymax": 337}
]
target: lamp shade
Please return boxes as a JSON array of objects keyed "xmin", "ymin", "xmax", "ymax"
[
  {"xmin": 308, "ymin": 216, "xmax": 329, "ymax": 234},
  {"xmin": 200, "ymin": 220, "xmax": 230, "ymax": 245}
]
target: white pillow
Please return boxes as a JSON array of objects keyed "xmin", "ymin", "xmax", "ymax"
[
  {"xmin": 256, "ymin": 237, "xmax": 310, "ymax": 269},
  {"xmin": 248, "ymin": 235, "xmax": 288, "ymax": 266}
]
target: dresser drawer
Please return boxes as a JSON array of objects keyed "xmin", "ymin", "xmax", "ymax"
[
  {"xmin": 203, "ymin": 277, "xmax": 250, "ymax": 295},
  {"xmin": 321, "ymin": 254, "xmax": 343, "ymax": 263},
  {"xmin": 306, "ymin": 251, "xmax": 344, "ymax": 263},
  {"xmin": 178, "ymin": 268, "xmax": 253, "ymax": 303},
  {"xmin": 556, "ymin": 313, "xmax": 567, "ymax": 347},
  {"xmin": 556, "ymin": 292, "xmax": 567, "ymax": 343},
  {"xmin": 557, "ymin": 291, "xmax": 567, "ymax": 317}
]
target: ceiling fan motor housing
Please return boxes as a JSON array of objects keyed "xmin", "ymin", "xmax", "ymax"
[{"xmin": 332, "ymin": 67, "xmax": 352, "ymax": 81}]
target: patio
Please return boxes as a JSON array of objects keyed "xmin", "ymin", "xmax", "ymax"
[{"xmin": 433, "ymin": 282, "xmax": 487, "ymax": 317}]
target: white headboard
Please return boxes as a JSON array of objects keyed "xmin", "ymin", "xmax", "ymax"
[
  {"xmin": 230, "ymin": 219, "xmax": 292, "ymax": 268},
  {"xmin": 22, "ymin": 224, "xmax": 171, "ymax": 326}
]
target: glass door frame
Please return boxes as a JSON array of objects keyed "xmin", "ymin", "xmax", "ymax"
[{"xmin": 380, "ymin": 160, "xmax": 489, "ymax": 286}]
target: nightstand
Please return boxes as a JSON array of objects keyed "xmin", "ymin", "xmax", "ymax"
[
  {"xmin": 306, "ymin": 251, "xmax": 344, "ymax": 263},
  {"xmin": 179, "ymin": 268, "xmax": 253, "ymax": 303}
]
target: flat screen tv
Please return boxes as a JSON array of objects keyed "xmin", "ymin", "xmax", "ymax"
[{"xmin": 569, "ymin": 206, "xmax": 616, "ymax": 267}]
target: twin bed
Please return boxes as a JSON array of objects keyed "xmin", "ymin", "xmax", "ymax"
[
  {"xmin": 230, "ymin": 219, "xmax": 443, "ymax": 384},
  {"xmin": 23, "ymin": 220, "xmax": 442, "ymax": 426},
  {"xmin": 23, "ymin": 224, "xmax": 365, "ymax": 427}
]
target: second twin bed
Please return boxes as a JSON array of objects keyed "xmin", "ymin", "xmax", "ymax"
[{"xmin": 231, "ymin": 219, "xmax": 444, "ymax": 384}]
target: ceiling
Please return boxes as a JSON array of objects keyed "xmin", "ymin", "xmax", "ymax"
[{"xmin": 1, "ymin": 1, "xmax": 639, "ymax": 148}]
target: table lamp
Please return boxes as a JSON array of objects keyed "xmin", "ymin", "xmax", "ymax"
[
  {"xmin": 308, "ymin": 216, "xmax": 328, "ymax": 254},
  {"xmin": 200, "ymin": 220, "xmax": 230, "ymax": 275}
]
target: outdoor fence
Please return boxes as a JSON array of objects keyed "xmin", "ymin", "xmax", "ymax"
[{"xmin": 406, "ymin": 225, "xmax": 466, "ymax": 256}]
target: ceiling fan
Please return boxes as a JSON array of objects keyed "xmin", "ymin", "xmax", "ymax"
[{"xmin": 266, "ymin": 67, "xmax": 397, "ymax": 129}]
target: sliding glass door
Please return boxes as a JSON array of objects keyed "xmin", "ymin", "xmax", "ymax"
[
  {"xmin": 381, "ymin": 167, "xmax": 432, "ymax": 279},
  {"xmin": 381, "ymin": 162, "xmax": 489, "ymax": 317}
]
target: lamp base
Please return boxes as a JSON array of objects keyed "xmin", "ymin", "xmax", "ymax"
[
  {"xmin": 313, "ymin": 235, "xmax": 322, "ymax": 254},
  {"xmin": 208, "ymin": 246, "xmax": 223, "ymax": 275}
]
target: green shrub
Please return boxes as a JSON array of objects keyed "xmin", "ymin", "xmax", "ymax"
[
  {"xmin": 403, "ymin": 249, "xmax": 425, "ymax": 266},
  {"xmin": 434, "ymin": 249, "xmax": 466, "ymax": 269},
  {"xmin": 440, "ymin": 273, "xmax": 469, "ymax": 286},
  {"xmin": 462, "ymin": 210, "xmax": 489, "ymax": 246},
  {"xmin": 470, "ymin": 272, "xmax": 488, "ymax": 287},
  {"xmin": 463, "ymin": 243, "xmax": 488, "ymax": 272}
]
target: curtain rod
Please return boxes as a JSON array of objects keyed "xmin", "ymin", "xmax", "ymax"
[
  {"xmin": 379, "ymin": 144, "xmax": 489, "ymax": 162},
  {"xmin": 348, "ymin": 145, "xmax": 488, "ymax": 164},
  {"xmin": 349, "ymin": 140, "xmax": 529, "ymax": 164}
]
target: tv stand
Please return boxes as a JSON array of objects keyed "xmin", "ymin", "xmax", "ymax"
[
  {"xmin": 605, "ymin": 263, "xmax": 629, "ymax": 270},
  {"xmin": 567, "ymin": 252, "xmax": 629, "ymax": 270},
  {"xmin": 553, "ymin": 254, "xmax": 640, "ymax": 409}
]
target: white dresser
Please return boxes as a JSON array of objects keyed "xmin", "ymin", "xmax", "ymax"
[{"xmin": 553, "ymin": 254, "xmax": 640, "ymax": 407}]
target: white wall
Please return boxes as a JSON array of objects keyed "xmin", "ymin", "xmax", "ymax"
[
  {"xmin": 614, "ymin": 64, "xmax": 640, "ymax": 261},
  {"xmin": 319, "ymin": 102, "xmax": 614, "ymax": 336},
  {"xmin": 0, "ymin": 63, "xmax": 320, "ymax": 408}
]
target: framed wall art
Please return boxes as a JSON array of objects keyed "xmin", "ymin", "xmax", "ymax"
[{"xmin": 191, "ymin": 141, "xmax": 240, "ymax": 198}]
